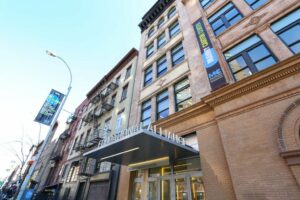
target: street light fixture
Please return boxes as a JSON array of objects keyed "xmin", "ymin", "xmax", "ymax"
[{"xmin": 17, "ymin": 51, "xmax": 73, "ymax": 200}]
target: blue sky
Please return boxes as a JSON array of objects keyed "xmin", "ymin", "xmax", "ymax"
[{"xmin": 0, "ymin": 0, "xmax": 156, "ymax": 178}]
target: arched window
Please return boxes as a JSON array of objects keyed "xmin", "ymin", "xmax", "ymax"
[
  {"xmin": 157, "ymin": 17, "xmax": 165, "ymax": 28},
  {"xmin": 168, "ymin": 6, "xmax": 176, "ymax": 19},
  {"xmin": 148, "ymin": 27, "xmax": 155, "ymax": 38}
]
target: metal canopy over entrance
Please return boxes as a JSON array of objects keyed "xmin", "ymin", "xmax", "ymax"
[{"xmin": 83, "ymin": 128, "xmax": 198, "ymax": 166}]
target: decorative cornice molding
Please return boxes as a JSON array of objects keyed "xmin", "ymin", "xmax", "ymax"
[{"xmin": 203, "ymin": 55, "xmax": 300, "ymax": 107}]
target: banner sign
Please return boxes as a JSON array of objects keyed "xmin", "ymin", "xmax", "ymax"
[
  {"xmin": 193, "ymin": 18, "xmax": 227, "ymax": 90},
  {"xmin": 34, "ymin": 89, "xmax": 65, "ymax": 126}
]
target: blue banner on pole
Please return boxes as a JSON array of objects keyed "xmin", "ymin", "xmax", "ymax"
[{"xmin": 34, "ymin": 89, "xmax": 65, "ymax": 126}]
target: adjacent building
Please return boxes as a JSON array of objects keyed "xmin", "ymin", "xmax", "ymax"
[{"xmin": 60, "ymin": 49, "xmax": 138, "ymax": 200}]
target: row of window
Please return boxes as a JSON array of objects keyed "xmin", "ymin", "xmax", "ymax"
[
  {"xmin": 148, "ymin": 6, "xmax": 177, "ymax": 39},
  {"xmin": 200, "ymin": 0, "xmax": 268, "ymax": 11},
  {"xmin": 141, "ymin": 77, "xmax": 192, "ymax": 127},
  {"xmin": 225, "ymin": 8, "xmax": 299, "ymax": 81},
  {"xmin": 146, "ymin": 19, "xmax": 181, "ymax": 58},
  {"xmin": 144, "ymin": 42, "xmax": 185, "ymax": 87}
]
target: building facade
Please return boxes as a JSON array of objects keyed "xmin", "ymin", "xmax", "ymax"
[
  {"xmin": 87, "ymin": 0, "xmax": 299, "ymax": 199},
  {"xmin": 60, "ymin": 49, "xmax": 138, "ymax": 200}
]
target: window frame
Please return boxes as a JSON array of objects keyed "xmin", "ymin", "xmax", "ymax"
[
  {"xmin": 146, "ymin": 43, "xmax": 154, "ymax": 58},
  {"xmin": 157, "ymin": 33, "xmax": 167, "ymax": 49},
  {"xmin": 148, "ymin": 27, "xmax": 155, "ymax": 38},
  {"xmin": 169, "ymin": 20, "xmax": 180, "ymax": 38},
  {"xmin": 144, "ymin": 66, "xmax": 153, "ymax": 87},
  {"xmin": 120, "ymin": 84, "xmax": 129, "ymax": 102},
  {"xmin": 168, "ymin": 6, "xmax": 176, "ymax": 19},
  {"xmin": 171, "ymin": 42, "xmax": 185, "ymax": 66},
  {"xmin": 141, "ymin": 99, "xmax": 152, "ymax": 127},
  {"xmin": 157, "ymin": 17, "xmax": 165, "ymax": 29},
  {"xmin": 244, "ymin": 0, "xmax": 268, "ymax": 10},
  {"xmin": 125, "ymin": 65, "xmax": 132, "ymax": 80},
  {"xmin": 208, "ymin": 2, "xmax": 243, "ymax": 36},
  {"xmin": 199, "ymin": 0, "xmax": 215, "ymax": 9},
  {"xmin": 157, "ymin": 55, "xmax": 168, "ymax": 77},
  {"xmin": 225, "ymin": 35, "xmax": 277, "ymax": 81},
  {"xmin": 156, "ymin": 90, "xmax": 169, "ymax": 120},
  {"xmin": 174, "ymin": 78, "xmax": 192, "ymax": 112},
  {"xmin": 271, "ymin": 9, "xmax": 300, "ymax": 55}
]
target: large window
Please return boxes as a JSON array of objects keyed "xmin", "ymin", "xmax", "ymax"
[
  {"xmin": 271, "ymin": 8, "xmax": 300, "ymax": 55},
  {"xmin": 169, "ymin": 20, "xmax": 180, "ymax": 38},
  {"xmin": 244, "ymin": 0, "xmax": 268, "ymax": 10},
  {"xmin": 224, "ymin": 35, "xmax": 277, "ymax": 81},
  {"xmin": 141, "ymin": 100, "xmax": 151, "ymax": 127},
  {"xmin": 157, "ymin": 33, "xmax": 166, "ymax": 49},
  {"xmin": 168, "ymin": 6, "xmax": 176, "ymax": 19},
  {"xmin": 174, "ymin": 78, "xmax": 192, "ymax": 112},
  {"xmin": 103, "ymin": 118, "xmax": 111, "ymax": 138},
  {"xmin": 146, "ymin": 43, "xmax": 154, "ymax": 58},
  {"xmin": 171, "ymin": 43, "xmax": 185, "ymax": 66},
  {"xmin": 199, "ymin": 0, "xmax": 214, "ymax": 9},
  {"xmin": 156, "ymin": 90, "xmax": 169, "ymax": 120},
  {"xmin": 157, "ymin": 55, "xmax": 168, "ymax": 77},
  {"xmin": 208, "ymin": 2, "xmax": 243, "ymax": 36},
  {"xmin": 144, "ymin": 66, "xmax": 153, "ymax": 87},
  {"xmin": 121, "ymin": 84, "xmax": 128, "ymax": 101}
]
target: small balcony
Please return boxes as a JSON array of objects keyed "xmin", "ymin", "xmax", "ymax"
[
  {"xmin": 107, "ymin": 82, "xmax": 118, "ymax": 92},
  {"xmin": 59, "ymin": 129, "xmax": 70, "ymax": 140},
  {"xmin": 84, "ymin": 129, "xmax": 111, "ymax": 149}
]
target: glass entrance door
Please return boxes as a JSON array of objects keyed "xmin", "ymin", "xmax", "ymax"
[{"xmin": 148, "ymin": 174, "xmax": 205, "ymax": 200}]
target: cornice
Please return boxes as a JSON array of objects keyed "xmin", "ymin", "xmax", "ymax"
[{"xmin": 203, "ymin": 55, "xmax": 300, "ymax": 107}]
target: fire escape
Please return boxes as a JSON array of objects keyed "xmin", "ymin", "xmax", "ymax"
[{"xmin": 78, "ymin": 81, "xmax": 119, "ymax": 176}]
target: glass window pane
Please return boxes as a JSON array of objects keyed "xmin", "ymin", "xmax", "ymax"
[
  {"xmin": 245, "ymin": 0, "xmax": 256, "ymax": 4},
  {"xmin": 211, "ymin": 19, "xmax": 224, "ymax": 30},
  {"xmin": 158, "ymin": 99, "xmax": 169, "ymax": 111},
  {"xmin": 255, "ymin": 56, "xmax": 276, "ymax": 71},
  {"xmin": 279, "ymin": 24, "xmax": 300, "ymax": 45},
  {"xmin": 158, "ymin": 109, "xmax": 169, "ymax": 119},
  {"xmin": 158, "ymin": 18, "xmax": 165, "ymax": 28},
  {"xmin": 234, "ymin": 68, "xmax": 252, "ymax": 81},
  {"xmin": 175, "ymin": 178, "xmax": 188, "ymax": 200},
  {"xmin": 225, "ymin": 8, "xmax": 238, "ymax": 20},
  {"xmin": 142, "ymin": 100, "xmax": 151, "ymax": 109},
  {"xmin": 175, "ymin": 78, "xmax": 189, "ymax": 91},
  {"xmin": 208, "ymin": 3, "xmax": 233, "ymax": 22},
  {"xmin": 142, "ymin": 118, "xmax": 151, "ymax": 127},
  {"xmin": 229, "ymin": 14, "xmax": 242, "ymax": 25},
  {"xmin": 133, "ymin": 182, "xmax": 142, "ymax": 200},
  {"xmin": 247, "ymin": 44, "xmax": 270, "ymax": 62},
  {"xmin": 215, "ymin": 25, "xmax": 227, "ymax": 36},
  {"xmin": 190, "ymin": 177, "xmax": 205, "ymax": 200},
  {"xmin": 170, "ymin": 22, "xmax": 180, "ymax": 37},
  {"xmin": 271, "ymin": 8, "xmax": 300, "ymax": 32},
  {"xmin": 142, "ymin": 109, "xmax": 151, "ymax": 120},
  {"xmin": 148, "ymin": 181, "xmax": 157, "ymax": 200},
  {"xmin": 224, "ymin": 35, "xmax": 261, "ymax": 59},
  {"xmin": 251, "ymin": 0, "xmax": 268, "ymax": 9},
  {"xmin": 290, "ymin": 42, "xmax": 300, "ymax": 54},
  {"xmin": 229, "ymin": 56, "xmax": 247, "ymax": 73},
  {"xmin": 176, "ymin": 88, "xmax": 192, "ymax": 103},
  {"xmin": 161, "ymin": 179, "xmax": 171, "ymax": 200},
  {"xmin": 168, "ymin": 7, "xmax": 176, "ymax": 19},
  {"xmin": 177, "ymin": 99, "xmax": 192, "ymax": 111},
  {"xmin": 157, "ymin": 90, "xmax": 168, "ymax": 101}
]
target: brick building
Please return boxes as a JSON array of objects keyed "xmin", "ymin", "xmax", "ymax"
[{"xmin": 82, "ymin": 0, "xmax": 300, "ymax": 199}]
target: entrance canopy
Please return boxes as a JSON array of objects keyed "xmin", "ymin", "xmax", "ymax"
[{"xmin": 83, "ymin": 128, "xmax": 198, "ymax": 167}]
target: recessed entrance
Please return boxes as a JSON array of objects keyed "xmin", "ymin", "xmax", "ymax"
[{"xmin": 131, "ymin": 157, "xmax": 205, "ymax": 200}]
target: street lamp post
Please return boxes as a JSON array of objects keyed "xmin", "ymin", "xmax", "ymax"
[{"xmin": 16, "ymin": 51, "xmax": 72, "ymax": 200}]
